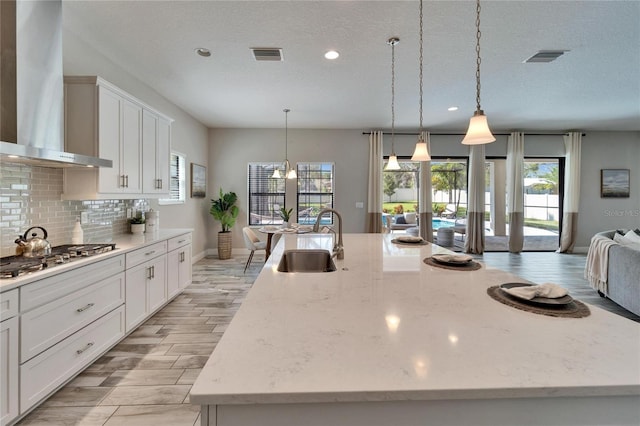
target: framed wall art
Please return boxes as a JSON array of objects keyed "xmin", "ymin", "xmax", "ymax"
[
  {"xmin": 600, "ymin": 169, "xmax": 630, "ymax": 198},
  {"xmin": 191, "ymin": 163, "xmax": 206, "ymax": 198}
]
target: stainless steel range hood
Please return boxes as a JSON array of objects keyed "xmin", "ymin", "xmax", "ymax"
[{"xmin": 0, "ymin": 0, "xmax": 112, "ymax": 168}]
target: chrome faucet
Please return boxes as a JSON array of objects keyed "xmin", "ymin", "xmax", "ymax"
[{"xmin": 312, "ymin": 208, "xmax": 344, "ymax": 260}]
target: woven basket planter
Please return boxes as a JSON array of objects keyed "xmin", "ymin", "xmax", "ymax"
[{"xmin": 218, "ymin": 231, "xmax": 232, "ymax": 260}]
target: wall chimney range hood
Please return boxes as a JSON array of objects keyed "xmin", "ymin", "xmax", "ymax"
[{"xmin": 0, "ymin": 0, "xmax": 112, "ymax": 168}]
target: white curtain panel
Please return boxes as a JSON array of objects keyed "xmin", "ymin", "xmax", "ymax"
[
  {"xmin": 465, "ymin": 144, "xmax": 486, "ymax": 254},
  {"xmin": 418, "ymin": 131, "xmax": 434, "ymax": 242},
  {"xmin": 558, "ymin": 132, "xmax": 582, "ymax": 252},
  {"xmin": 366, "ymin": 131, "xmax": 384, "ymax": 233},
  {"xmin": 506, "ymin": 132, "xmax": 525, "ymax": 253}
]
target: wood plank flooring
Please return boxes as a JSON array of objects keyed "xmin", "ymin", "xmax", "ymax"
[{"xmin": 16, "ymin": 251, "xmax": 638, "ymax": 425}]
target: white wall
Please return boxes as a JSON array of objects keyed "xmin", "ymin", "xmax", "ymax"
[
  {"xmin": 208, "ymin": 129, "xmax": 369, "ymax": 249},
  {"xmin": 209, "ymin": 129, "xmax": 639, "ymax": 251},
  {"xmin": 63, "ymin": 30, "xmax": 210, "ymax": 259},
  {"xmin": 577, "ymin": 131, "xmax": 640, "ymax": 249}
]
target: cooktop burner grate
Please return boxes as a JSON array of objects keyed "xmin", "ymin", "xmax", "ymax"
[{"xmin": 0, "ymin": 243, "xmax": 117, "ymax": 279}]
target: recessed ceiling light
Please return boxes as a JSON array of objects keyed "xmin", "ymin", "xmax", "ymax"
[
  {"xmin": 195, "ymin": 47, "xmax": 211, "ymax": 58},
  {"xmin": 324, "ymin": 50, "xmax": 339, "ymax": 60},
  {"xmin": 448, "ymin": 106, "xmax": 459, "ymax": 111}
]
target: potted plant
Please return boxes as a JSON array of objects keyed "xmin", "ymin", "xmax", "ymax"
[
  {"xmin": 210, "ymin": 188, "xmax": 239, "ymax": 259},
  {"xmin": 279, "ymin": 207, "xmax": 293, "ymax": 228},
  {"xmin": 129, "ymin": 216, "xmax": 146, "ymax": 234}
]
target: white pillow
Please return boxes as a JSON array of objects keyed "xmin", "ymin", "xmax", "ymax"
[
  {"xmin": 614, "ymin": 233, "xmax": 640, "ymax": 251},
  {"xmin": 404, "ymin": 212, "xmax": 417, "ymax": 224},
  {"xmin": 613, "ymin": 233, "xmax": 628, "ymax": 244},
  {"xmin": 624, "ymin": 230, "xmax": 640, "ymax": 244}
]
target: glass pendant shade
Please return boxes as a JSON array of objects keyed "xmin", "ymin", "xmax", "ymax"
[
  {"xmin": 385, "ymin": 154, "xmax": 401, "ymax": 170},
  {"xmin": 271, "ymin": 168, "xmax": 282, "ymax": 179},
  {"xmin": 411, "ymin": 138, "xmax": 431, "ymax": 161},
  {"xmin": 462, "ymin": 110, "xmax": 495, "ymax": 145},
  {"xmin": 285, "ymin": 160, "xmax": 297, "ymax": 179}
]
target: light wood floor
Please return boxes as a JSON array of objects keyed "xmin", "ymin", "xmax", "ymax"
[{"xmin": 16, "ymin": 251, "xmax": 638, "ymax": 425}]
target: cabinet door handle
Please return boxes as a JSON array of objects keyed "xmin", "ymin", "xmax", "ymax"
[
  {"xmin": 76, "ymin": 303, "xmax": 95, "ymax": 313},
  {"xmin": 151, "ymin": 265, "xmax": 155, "ymax": 279},
  {"xmin": 145, "ymin": 250, "xmax": 156, "ymax": 256},
  {"xmin": 146, "ymin": 266, "xmax": 152, "ymax": 280},
  {"xmin": 177, "ymin": 239, "xmax": 185, "ymax": 244},
  {"xmin": 125, "ymin": 175, "xmax": 129, "ymax": 188},
  {"xmin": 120, "ymin": 175, "xmax": 125, "ymax": 188},
  {"xmin": 76, "ymin": 342, "xmax": 94, "ymax": 355}
]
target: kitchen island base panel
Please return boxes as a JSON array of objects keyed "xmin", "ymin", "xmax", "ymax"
[{"xmin": 203, "ymin": 395, "xmax": 640, "ymax": 426}]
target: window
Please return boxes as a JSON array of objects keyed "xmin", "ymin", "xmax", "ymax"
[
  {"xmin": 296, "ymin": 162, "xmax": 334, "ymax": 225},
  {"xmin": 159, "ymin": 151, "xmax": 186, "ymax": 205},
  {"xmin": 248, "ymin": 162, "xmax": 286, "ymax": 225}
]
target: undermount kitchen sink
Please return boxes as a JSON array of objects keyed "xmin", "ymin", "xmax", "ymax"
[{"xmin": 277, "ymin": 249, "xmax": 337, "ymax": 273}]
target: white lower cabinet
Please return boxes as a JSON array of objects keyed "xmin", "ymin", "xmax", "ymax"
[
  {"xmin": 20, "ymin": 306, "xmax": 125, "ymax": 414},
  {"xmin": 7, "ymin": 231, "xmax": 191, "ymax": 424},
  {"xmin": 20, "ymin": 273, "xmax": 125, "ymax": 363},
  {"xmin": 125, "ymin": 249, "xmax": 167, "ymax": 333},
  {"xmin": 1, "ymin": 316, "xmax": 19, "ymax": 426},
  {"xmin": 167, "ymin": 233, "xmax": 192, "ymax": 300}
]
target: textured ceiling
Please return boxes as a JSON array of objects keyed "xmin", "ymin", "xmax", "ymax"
[{"xmin": 62, "ymin": 0, "xmax": 640, "ymax": 131}]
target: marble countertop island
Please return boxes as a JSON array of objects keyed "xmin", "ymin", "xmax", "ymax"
[{"xmin": 191, "ymin": 233, "xmax": 640, "ymax": 426}]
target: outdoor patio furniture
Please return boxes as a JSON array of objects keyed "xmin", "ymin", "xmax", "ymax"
[{"xmin": 437, "ymin": 227, "xmax": 454, "ymax": 247}]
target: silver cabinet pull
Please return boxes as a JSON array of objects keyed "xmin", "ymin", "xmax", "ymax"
[
  {"xmin": 178, "ymin": 239, "xmax": 185, "ymax": 244},
  {"xmin": 120, "ymin": 175, "xmax": 125, "ymax": 188},
  {"xmin": 145, "ymin": 250, "xmax": 156, "ymax": 256},
  {"xmin": 125, "ymin": 175, "xmax": 129, "ymax": 188},
  {"xmin": 151, "ymin": 265, "xmax": 155, "ymax": 279},
  {"xmin": 147, "ymin": 266, "xmax": 152, "ymax": 280},
  {"xmin": 76, "ymin": 342, "xmax": 94, "ymax": 355},
  {"xmin": 76, "ymin": 303, "xmax": 95, "ymax": 313}
]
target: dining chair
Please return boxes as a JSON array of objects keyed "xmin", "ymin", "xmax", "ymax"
[{"xmin": 242, "ymin": 227, "xmax": 267, "ymax": 273}]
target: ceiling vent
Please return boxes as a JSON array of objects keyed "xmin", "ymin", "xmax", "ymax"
[
  {"xmin": 251, "ymin": 48, "xmax": 283, "ymax": 61},
  {"xmin": 524, "ymin": 50, "xmax": 569, "ymax": 63}
]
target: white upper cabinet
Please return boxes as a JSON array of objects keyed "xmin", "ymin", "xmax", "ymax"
[
  {"xmin": 142, "ymin": 110, "xmax": 171, "ymax": 196},
  {"xmin": 62, "ymin": 76, "xmax": 172, "ymax": 200}
]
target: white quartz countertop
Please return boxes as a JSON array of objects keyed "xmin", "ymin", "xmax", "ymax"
[
  {"xmin": 0, "ymin": 229, "xmax": 192, "ymax": 292},
  {"xmin": 190, "ymin": 233, "xmax": 640, "ymax": 405}
]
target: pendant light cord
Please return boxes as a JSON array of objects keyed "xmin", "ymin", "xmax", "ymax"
[
  {"xmin": 475, "ymin": 0, "xmax": 482, "ymax": 112},
  {"xmin": 418, "ymin": 0, "xmax": 424, "ymax": 135},
  {"xmin": 389, "ymin": 38, "xmax": 398, "ymax": 154},
  {"xmin": 284, "ymin": 108, "xmax": 289, "ymax": 159}
]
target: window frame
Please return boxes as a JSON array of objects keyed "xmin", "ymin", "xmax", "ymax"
[
  {"xmin": 296, "ymin": 162, "xmax": 335, "ymax": 225},
  {"xmin": 247, "ymin": 162, "xmax": 286, "ymax": 226},
  {"xmin": 158, "ymin": 151, "xmax": 186, "ymax": 205}
]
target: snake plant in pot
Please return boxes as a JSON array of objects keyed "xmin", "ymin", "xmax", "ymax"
[{"xmin": 210, "ymin": 189, "xmax": 239, "ymax": 259}]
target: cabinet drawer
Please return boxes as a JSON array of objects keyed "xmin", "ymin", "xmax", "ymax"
[
  {"xmin": 20, "ymin": 306, "xmax": 125, "ymax": 414},
  {"xmin": 21, "ymin": 272, "xmax": 125, "ymax": 363},
  {"xmin": 167, "ymin": 233, "xmax": 192, "ymax": 252},
  {"xmin": 21, "ymin": 254, "xmax": 125, "ymax": 311},
  {"xmin": 0, "ymin": 289, "xmax": 18, "ymax": 321},
  {"xmin": 126, "ymin": 241, "xmax": 167, "ymax": 268}
]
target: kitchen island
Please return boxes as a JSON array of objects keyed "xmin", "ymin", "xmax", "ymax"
[{"xmin": 190, "ymin": 233, "xmax": 640, "ymax": 426}]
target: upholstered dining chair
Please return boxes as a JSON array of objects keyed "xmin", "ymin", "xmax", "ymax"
[{"xmin": 242, "ymin": 227, "xmax": 267, "ymax": 273}]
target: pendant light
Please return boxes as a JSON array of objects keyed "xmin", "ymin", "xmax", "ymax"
[
  {"xmin": 461, "ymin": 0, "xmax": 495, "ymax": 145},
  {"xmin": 385, "ymin": 37, "xmax": 401, "ymax": 171},
  {"xmin": 271, "ymin": 108, "xmax": 297, "ymax": 179},
  {"xmin": 411, "ymin": 0, "xmax": 431, "ymax": 161}
]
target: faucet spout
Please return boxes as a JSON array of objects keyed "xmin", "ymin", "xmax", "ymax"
[{"xmin": 313, "ymin": 208, "xmax": 344, "ymax": 260}]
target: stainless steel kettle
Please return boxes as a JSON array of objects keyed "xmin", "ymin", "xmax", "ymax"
[{"xmin": 15, "ymin": 226, "xmax": 52, "ymax": 257}]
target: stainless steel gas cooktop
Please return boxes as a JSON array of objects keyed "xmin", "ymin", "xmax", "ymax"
[{"xmin": 0, "ymin": 243, "xmax": 117, "ymax": 279}]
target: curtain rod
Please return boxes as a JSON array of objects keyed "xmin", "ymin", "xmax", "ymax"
[{"xmin": 362, "ymin": 132, "xmax": 586, "ymax": 137}]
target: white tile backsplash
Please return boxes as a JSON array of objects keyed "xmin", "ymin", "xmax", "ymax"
[{"xmin": 0, "ymin": 162, "xmax": 141, "ymax": 256}]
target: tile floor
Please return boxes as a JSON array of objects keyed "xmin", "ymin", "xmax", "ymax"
[{"xmin": 16, "ymin": 250, "xmax": 639, "ymax": 425}]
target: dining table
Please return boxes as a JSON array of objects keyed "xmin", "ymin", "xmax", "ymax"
[{"xmin": 258, "ymin": 225, "xmax": 312, "ymax": 259}]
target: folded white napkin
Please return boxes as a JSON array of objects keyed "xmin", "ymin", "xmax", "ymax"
[
  {"xmin": 432, "ymin": 253, "xmax": 472, "ymax": 263},
  {"xmin": 503, "ymin": 283, "xmax": 568, "ymax": 300}
]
